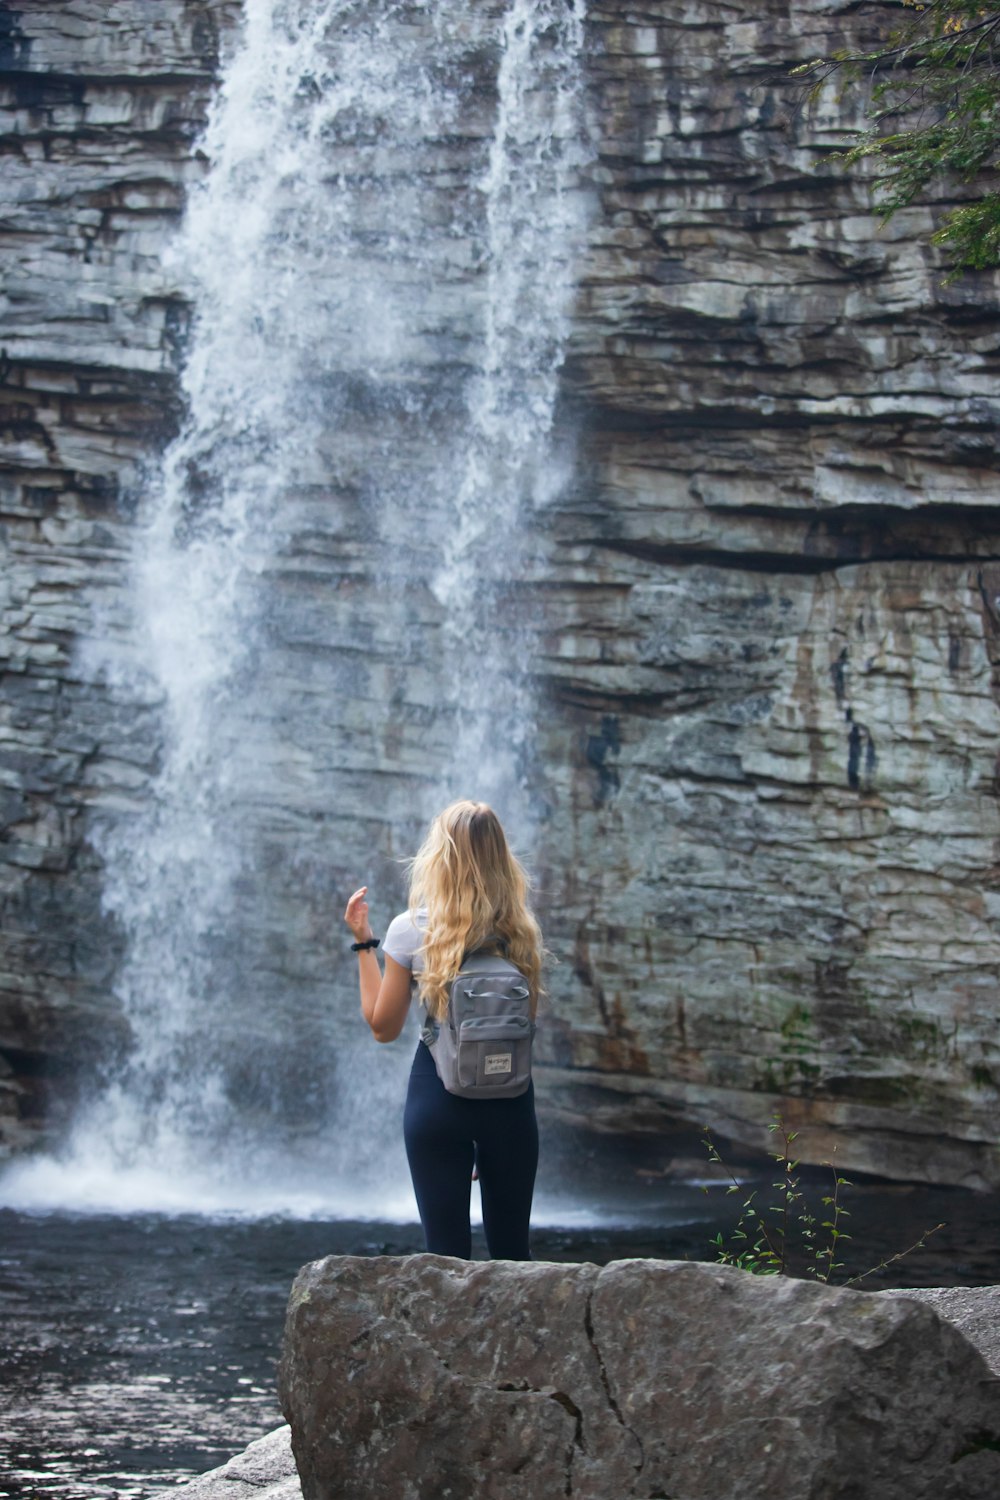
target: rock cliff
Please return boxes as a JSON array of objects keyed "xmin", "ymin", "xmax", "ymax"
[
  {"xmin": 0, "ymin": 0, "xmax": 241, "ymax": 1148},
  {"xmin": 538, "ymin": 0, "xmax": 1000, "ymax": 1187},
  {"xmin": 2, "ymin": 0, "xmax": 999, "ymax": 1186}
]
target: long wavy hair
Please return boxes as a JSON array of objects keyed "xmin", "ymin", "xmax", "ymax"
[{"xmin": 408, "ymin": 800, "xmax": 543, "ymax": 1022}]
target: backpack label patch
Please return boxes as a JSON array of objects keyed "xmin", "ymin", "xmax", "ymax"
[{"xmin": 484, "ymin": 1051, "xmax": 513, "ymax": 1076}]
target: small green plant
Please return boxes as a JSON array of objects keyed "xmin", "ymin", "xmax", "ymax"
[{"xmin": 703, "ymin": 1115, "xmax": 944, "ymax": 1286}]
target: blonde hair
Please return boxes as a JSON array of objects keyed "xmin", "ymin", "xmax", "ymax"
[{"xmin": 408, "ymin": 800, "xmax": 543, "ymax": 1022}]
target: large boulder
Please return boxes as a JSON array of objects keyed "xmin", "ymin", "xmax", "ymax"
[
  {"xmin": 160, "ymin": 1281, "xmax": 1000, "ymax": 1499},
  {"xmin": 278, "ymin": 1254, "xmax": 1000, "ymax": 1500}
]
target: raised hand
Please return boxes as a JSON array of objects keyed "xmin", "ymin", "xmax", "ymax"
[{"xmin": 344, "ymin": 886, "xmax": 373, "ymax": 943}]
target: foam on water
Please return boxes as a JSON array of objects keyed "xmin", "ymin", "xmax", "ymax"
[
  {"xmin": 0, "ymin": 1154, "xmax": 688, "ymax": 1232},
  {"xmin": 0, "ymin": 1151, "xmax": 420, "ymax": 1221}
]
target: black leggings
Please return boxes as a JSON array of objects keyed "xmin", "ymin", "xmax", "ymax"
[{"xmin": 403, "ymin": 1041, "xmax": 538, "ymax": 1260}]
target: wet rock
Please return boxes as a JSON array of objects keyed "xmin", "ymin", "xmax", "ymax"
[
  {"xmin": 278, "ymin": 1255, "xmax": 1000, "ymax": 1500},
  {"xmin": 0, "ymin": 0, "xmax": 238, "ymax": 1153}
]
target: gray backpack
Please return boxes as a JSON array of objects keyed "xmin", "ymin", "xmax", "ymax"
[{"xmin": 420, "ymin": 949, "xmax": 535, "ymax": 1099}]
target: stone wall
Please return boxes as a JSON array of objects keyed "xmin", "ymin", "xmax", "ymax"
[{"xmin": 2, "ymin": 0, "xmax": 999, "ymax": 1183}]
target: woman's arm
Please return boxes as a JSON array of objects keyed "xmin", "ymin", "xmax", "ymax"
[{"xmin": 344, "ymin": 887, "xmax": 413, "ymax": 1044}]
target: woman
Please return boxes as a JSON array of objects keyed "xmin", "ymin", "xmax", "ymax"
[{"xmin": 343, "ymin": 799, "xmax": 542, "ymax": 1260}]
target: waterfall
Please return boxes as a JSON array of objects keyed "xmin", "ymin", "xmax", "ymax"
[
  {"xmin": 428, "ymin": 0, "xmax": 589, "ymax": 840},
  {"xmin": 2, "ymin": 0, "xmax": 590, "ymax": 1216}
]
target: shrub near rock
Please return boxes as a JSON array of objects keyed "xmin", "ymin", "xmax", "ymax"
[{"xmin": 278, "ymin": 1254, "xmax": 1000, "ymax": 1500}]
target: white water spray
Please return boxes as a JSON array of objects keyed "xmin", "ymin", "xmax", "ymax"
[
  {"xmin": 1, "ymin": 0, "xmax": 590, "ymax": 1216},
  {"xmin": 431, "ymin": 0, "xmax": 590, "ymax": 837}
]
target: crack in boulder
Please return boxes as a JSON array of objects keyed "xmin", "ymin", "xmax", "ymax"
[
  {"xmin": 495, "ymin": 1379, "xmax": 585, "ymax": 1497},
  {"xmin": 281, "ymin": 1259, "xmax": 1000, "ymax": 1497},
  {"xmin": 584, "ymin": 1283, "xmax": 645, "ymax": 1476}
]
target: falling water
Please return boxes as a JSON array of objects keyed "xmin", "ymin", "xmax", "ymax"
[
  {"xmin": 429, "ymin": 0, "xmax": 589, "ymax": 836},
  {"xmin": 2, "ymin": 0, "xmax": 591, "ymax": 1215}
]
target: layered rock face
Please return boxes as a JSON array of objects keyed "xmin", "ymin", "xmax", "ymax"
[
  {"xmin": 0, "ymin": 0, "xmax": 242, "ymax": 1147},
  {"xmin": 537, "ymin": 1, "xmax": 1000, "ymax": 1184},
  {"xmin": 2, "ymin": 0, "xmax": 999, "ymax": 1186},
  {"xmin": 277, "ymin": 1254, "xmax": 1000, "ymax": 1500}
]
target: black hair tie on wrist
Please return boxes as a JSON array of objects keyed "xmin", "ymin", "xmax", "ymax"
[{"xmin": 351, "ymin": 937, "xmax": 380, "ymax": 952}]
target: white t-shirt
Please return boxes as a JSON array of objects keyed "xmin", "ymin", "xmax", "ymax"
[{"xmin": 382, "ymin": 908, "xmax": 426, "ymax": 973}]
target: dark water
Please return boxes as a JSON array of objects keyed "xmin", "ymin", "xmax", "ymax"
[{"xmin": 2, "ymin": 1140, "xmax": 999, "ymax": 1500}]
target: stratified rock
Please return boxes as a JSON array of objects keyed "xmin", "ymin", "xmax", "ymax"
[
  {"xmin": 0, "ymin": 0, "xmax": 242, "ymax": 1151},
  {"xmin": 278, "ymin": 1255, "xmax": 1000, "ymax": 1500},
  {"xmin": 2, "ymin": 0, "xmax": 1000, "ymax": 1187},
  {"xmin": 532, "ymin": 3, "xmax": 1000, "ymax": 1186}
]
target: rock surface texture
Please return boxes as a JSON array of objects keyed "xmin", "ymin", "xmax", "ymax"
[
  {"xmin": 0, "ymin": 0, "xmax": 241, "ymax": 1149},
  {"xmin": 157, "ymin": 1426, "xmax": 302, "ymax": 1500},
  {"xmin": 277, "ymin": 1254, "xmax": 1000, "ymax": 1500},
  {"xmin": 163, "ymin": 1280, "xmax": 1000, "ymax": 1499},
  {"xmin": 2, "ymin": 1, "xmax": 1000, "ymax": 1183}
]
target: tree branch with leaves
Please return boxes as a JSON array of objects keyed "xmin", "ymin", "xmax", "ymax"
[{"xmin": 795, "ymin": 1, "xmax": 1000, "ymax": 275}]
